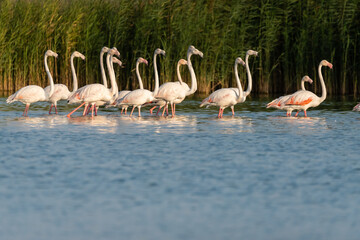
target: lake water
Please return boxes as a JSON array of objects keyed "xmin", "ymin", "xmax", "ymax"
[{"xmin": 1, "ymin": 95, "xmax": 360, "ymax": 240}]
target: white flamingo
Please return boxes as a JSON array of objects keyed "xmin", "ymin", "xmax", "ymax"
[
  {"xmin": 116, "ymin": 48, "xmax": 165, "ymax": 117},
  {"xmin": 267, "ymin": 75, "xmax": 313, "ymax": 116},
  {"xmin": 112, "ymin": 57, "xmax": 148, "ymax": 115},
  {"xmin": 6, "ymin": 50, "xmax": 57, "ymax": 116},
  {"xmin": 200, "ymin": 57, "xmax": 246, "ymax": 117},
  {"xmin": 200, "ymin": 50, "xmax": 258, "ymax": 118},
  {"xmin": 154, "ymin": 46, "xmax": 204, "ymax": 117},
  {"xmin": 44, "ymin": 51, "xmax": 85, "ymax": 114},
  {"xmin": 67, "ymin": 47, "xmax": 120, "ymax": 117},
  {"xmin": 282, "ymin": 60, "xmax": 333, "ymax": 117}
]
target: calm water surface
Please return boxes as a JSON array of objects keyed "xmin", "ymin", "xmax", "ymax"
[{"xmin": 0, "ymin": 95, "xmax": 360, "ymax": 240}]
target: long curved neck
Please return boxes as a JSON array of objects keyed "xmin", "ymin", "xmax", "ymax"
[
  {"xmin": 100, "ymin": 50, "xmax": 107, "ymax": 88},
  {"xmin": 44, "ymin": 54, "xmax": 54, "ymax": 97},
  {"xmin": 70, "ymin": 55, "xmax": 78, "ymax": 93},
  {"xmin": 136, "ymin": 60, "xmax": 144, "ymax": 89},
  {"xmin": 187, "ymin": 52, "xmax": 197, "ymax": 95},
  {"xmin": 108, "ymin": 54, "xmax": 118, "ymax": 99},
  {"xmin": 235, "ymin": 62, "xmax": 244, "ymax": 102},
  {"xmin": 177, "ymin": 63, "xmax": 184, "ymax": 84},
  {"xmin": 318, "ymin": 63, "xmax": 326, "ymax": 102},
  {"xmin": 301, "ymin": 79, "xmax": 305, "ymax": 90},
  {"xmin": 244, "ymin": 54, "xmax": 252, "ymax": 96},
  {"xmin": 153, "ymin": 53, "xmax": 159, "ymax": 96}
]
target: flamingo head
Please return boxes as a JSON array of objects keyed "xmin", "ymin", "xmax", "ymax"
[
  {"xmin": 155, "ymin": 48, "xmax": 166, "ymax": 56},
  {"xmin": 246, "ymin": 50, "xmax": 258, "ymax": 57},
  {"xmin": 178, "ymin": 59, "xmax": 187, "ymax": 65},
  {"xmin": 303, "ymin": 75, "xmax": 313, "ymax": 84},
  {"xmin": 188, "ymin": 45, "xmax": 203, "ymax": 58},
  {"xmin": 46, "ymin": 50, "xmax": 58, "ymax": 58},
  {"xmin": 101, "ymin": 46, "xmax": 110, "ymax": 54},
  {"xmin": 111, "ymin": 47, "xmax": 120, "ymax": 57},
  {"xmin": 72, "ymin": 51, "xmax": 85, "ymax": 60},
  {"xmin": 235, "ymin": 57, "xmax": 245, "ymax": 66},
  {"xmin": 321, "ymin": 60, "xmax": 333, "ymax": 69},
  {"xmin": 138, "ymin": 57, "xmax": 148, "ymax": 65},
  {"xmin": 112, "ymin": 57, "xmax": 122, "ymax": 67}
]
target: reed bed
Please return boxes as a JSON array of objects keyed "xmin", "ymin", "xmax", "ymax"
[{"xmin": 0, "ymin": 0, "xmax": 359, "ymax": 95}]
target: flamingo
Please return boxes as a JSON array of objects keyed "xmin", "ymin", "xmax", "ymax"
[
  {"xmin": 200, "ymin": 50, "xmax": 258, "ymax": 118},
  {"xmin": 282, "ymin": 60, "xmax": 333, "ymax": 117},
  {"xmin": 116, "ymin": 48, "xmax": 165, "ymax": 117},
  {"xmin": 266, "ymin": 75, "xmax": 313, "ymax": 116},
  {"xmin": 6, "ymin": 50, "xmax": 57, "ymax": 116},
  {"xmin": 44, "ymin": 51, "xmax": 85, "ymax": 114},
  {"xmin": 200, "ymin": 57, "xmax": 247, "ymax": 118},
  {"xmin": 67, "ymin": 47, "xmax": 120, "ymax": 117},
  {"xmin": 154, "ymin": 46, "xmax": 204, "ymax": 117},
  {"xmin": 147, "ymin": 59, "xmax": 188, "ymax": 116},
  {"xmin": 353, "ymin": 103, "xmax": 360, "ymax": 111},
  {"xmin": 112, "ymin": 57, "xmax": 148, "ymax": 115}
]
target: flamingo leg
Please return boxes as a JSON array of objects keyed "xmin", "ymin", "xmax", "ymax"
[
  {"xmin": 150, "ymin": 106, "xmax": 157, "ymax": 115},
  {"xmin": 55, "ymin": 104, "xmax": 58, "ymax": 114},
  {"xmin": 121, "ymin": 108, "xmax": 124, "ymax": 115},
  {"xmin": 166, "ymin": 105, "xmax": 169, "ymax": 116},
  {"xmin": 156, "ymin": 106, "xmax": 161, "ymax": 116},
  {"xmin": 130, "ymin": 106, "xmax": 135, "ymax": 116},
  {"xmin": 23, "ymin": 104, "xmax": 30, "ymax": 116},
  {"xmin": 162, "ymin": 105, "xmax": 167, "ymax": 117},
  {"xmin": 304, "ymin": 110, "xmax": 307, "ymax": 117},
  {"xmin": 138, "ymin": 106, "xmax": 141, "ymax": 117},
  {"xmin": 67, "ymin": 102, "xmax": 85, "ymax": 118},
  {"xmin": 170, "ymin": 102, "xmax": 175, "ymax": 117},
  {"xmin": 174, "ymin": 104, "xmax": 176, "ymax": 116},
  {"xmin": 125, "ymin": 107, "xmax": 127, "ymax": 115},
  {"xmin": 83, "ymin": 104, "xmax": 90, "ymax": 116},
  {"xmin": 231, "ymin": 106, "xmax": 235, "ymax": 116},
  {"xmin": 49, "ymin": 104, "xmax": 53, "ymax": 114},
  {"xmin": 295, "ymin": 111, "xmax": 299, "ymax": 117},
  {"xmin": 91, "ymin": 104, "xmax": 94, "ymax": 117},
  {"xmin": 94, "ymin": 105, "xmax": 98, "ymax": 116},
  {"xmin": 218, "ymin": 108, "xmax": 221, "ymax": 118}
]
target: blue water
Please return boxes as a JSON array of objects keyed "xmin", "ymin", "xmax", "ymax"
[{"xmin": 1, "ymin": 96, "xmax": 360, "ymax": 240}]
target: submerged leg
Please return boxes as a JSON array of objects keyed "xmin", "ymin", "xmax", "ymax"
[
  {"xmin": 138, "ymin": 106, "xmax": 141, "ymax": 117},
  {"xmin": 23, "ymin": 104, "xmax": 30, "ymax": 116},
  {"xmin": 130, "ymin": 106, "xmax": 135, "ymax": 117},
  {"xmin": 54, "ymin": 104, "xmax": 58, "ymax": 114},
  {"xmin": 67, "ymin": 102, "xmax": 85, "ymax": 118},
  {"xmin": 162, "ymin": 105, "xmax": 167, "ymax": 117},
  {"xmin": 231, "ymin": 106, "xmax": 235, "ymax": 116},
  {"xmin": 49, "ymin": 104, "xmax": 53, "ymax": 114},
  {"xmin": 94, "ymin": 105, "xmax": 98, "ymax": 116}
]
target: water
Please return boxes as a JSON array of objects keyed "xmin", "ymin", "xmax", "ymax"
[{"xmin": 1, "ymin": 95, "xmax": 360, "ymax": 240}]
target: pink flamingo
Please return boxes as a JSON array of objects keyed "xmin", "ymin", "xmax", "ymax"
[
  {"xmin": 44, "ymin": 51, "xmax": 85, "ymax": 114},
  {"xmin": 267, "ymin": 75, "xmax": 313, "ymax": 116},
  {"xmin": 200, "ymin": 50, "xmax": 258, "ymax": 118},
  {"xmin": 353, "ymin": 103, "xmax": 360, "ymax": 111},
  {"xmin": 112, "ymin": 57, "xmax": 148, "ymax": 115},
  {"xmin": 116, "ymin": 48, "xmax": 165, "ymax": 117},
  {"xmin": 67, "ymin": 47, "xmax": 120, "ymax": 117},
  {"xmin": 282, "ymin": 60, "xmax": 333, "ymax": 117},
  {"xmin": 154, "ymin": 45, "xmax": 204, "ymax": 117},
  {"xmin": 6, "ymin": 50, "xmax": 57, "ymax": 116}
]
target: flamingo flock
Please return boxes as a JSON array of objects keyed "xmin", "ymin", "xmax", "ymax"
[{"xmin": 8, "ymin": 45, "xmax": 354, "ymax": 118}]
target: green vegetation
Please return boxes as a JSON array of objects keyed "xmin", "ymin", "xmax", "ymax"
[{"xmin": 0, "ymin": 0, "xmax": 359, "ymax": 95}]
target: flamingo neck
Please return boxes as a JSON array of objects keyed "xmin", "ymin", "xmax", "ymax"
[
  {"xmin": 244, "ymin": 53, "xmax": 252, "ymax": 96},
  {"xmin": 318, "ymin": 63, "xmax": 327, "ymax": 102},
  {"xmin": 177, "ymin": 62, "xmax": 184, "ymax": 85},
  {"xmin": 44, "ymin": 54, "xmax": 54, "ymax": 98},
  {"xmin": 70, "ymin": 55, "xmax": 78, "ymax": 93},
  {"xmin": 153, "ymin": 53, "xmax": 159, "ymax": 96},
  {"xmin": 106, "ymin": 52, "xmax": 118, "ymax": 100},
  {"xmin": 187, "ymin": 52, "xmax": 197, "ymax": 95},
  {"xmin": 136, "ymin": 60, "xmax": 144, "ymax": 89},
  {"xmin": 301, "ymin": 78, "xmax": 306, "ymax": 90},
  {"xmin": 235, "ymin": 62, "xmax": 244, "ymax": 102},
  {"xmin": 100, "ymin": 49, "xmax": 108, "ymax": 88}
]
